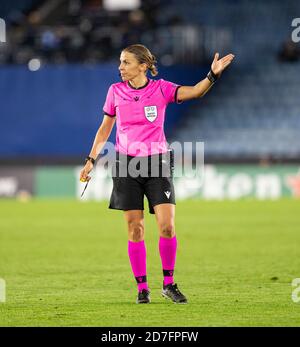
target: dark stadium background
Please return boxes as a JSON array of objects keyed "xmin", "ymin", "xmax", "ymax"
[{"xmin": 0, "ymin": 0, "xmax": 299, "ymax": 200}]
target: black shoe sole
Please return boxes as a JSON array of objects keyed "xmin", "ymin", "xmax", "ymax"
[
  {"xmin": 136, "ymin": 297, "xmax": 151, "ymax": 304},
  {"xmin": 161, "ymin": 292, "xmax": 188, "ymax": 304}
]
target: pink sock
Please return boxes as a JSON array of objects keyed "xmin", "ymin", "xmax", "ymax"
[
  {"xmin": 159, "ymin": 236, "xmax": 177, "ymax": 286},
  {"xmin": 128, "ymin": 240, "xmax": 148, "ymax": 292}
]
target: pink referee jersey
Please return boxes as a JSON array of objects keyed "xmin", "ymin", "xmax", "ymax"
[{"xmin": 103, "ymin": 78, "xmax": 181, "ymax": 157}]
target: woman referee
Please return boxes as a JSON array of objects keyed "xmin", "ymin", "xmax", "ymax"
[{"xmin": 80, "ymin": 44, "xmax": 234, "ymax": 304}]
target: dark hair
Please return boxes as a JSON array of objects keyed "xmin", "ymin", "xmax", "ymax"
[{"xmin": 122, "ymin": 44, "xmax": 158, "ymax": 76}]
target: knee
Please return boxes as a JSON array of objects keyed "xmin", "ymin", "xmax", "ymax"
[
  {"xmin": 159, "ymin": 223, "xmax": 175, "ymax": 238},
  {"xmin": 128, "ymin": 220, "xmax": 144, "ymax": 242}
]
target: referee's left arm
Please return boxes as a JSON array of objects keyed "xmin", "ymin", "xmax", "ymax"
[{"xmin": 177, "ymin": 52, "xmax": 235, "ymax": 101}]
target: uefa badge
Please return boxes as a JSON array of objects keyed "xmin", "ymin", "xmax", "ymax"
[{"xmin": 144, "ymin": 106, "xmax": 158, "ymax": 122}]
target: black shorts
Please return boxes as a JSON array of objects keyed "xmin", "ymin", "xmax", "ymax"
[{"xmin": 109, "ymin": 150, "xmax": 175, "ymax": 214}]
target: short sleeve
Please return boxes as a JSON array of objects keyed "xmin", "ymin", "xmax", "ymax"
[
  {"xmin": 160, "ymin": 79, "xmax": 182, "ymax": 104},
  {"xmin": 103, "ymin": 85, "xmax": 116, "ymax": 117}
]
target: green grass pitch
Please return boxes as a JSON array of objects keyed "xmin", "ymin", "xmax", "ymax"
[{"xmin": 0, "ymin": 199, "xmax": 300, "ymax": 326}]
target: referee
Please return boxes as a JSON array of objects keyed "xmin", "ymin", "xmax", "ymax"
[{"xmin": 80, "ymin": 44, "xmax": 234, "ymax": 304}]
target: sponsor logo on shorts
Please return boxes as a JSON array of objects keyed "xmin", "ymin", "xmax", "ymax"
[{"xmin": 164, "ymin": 191, "xmax": 171, "ymax": 199}]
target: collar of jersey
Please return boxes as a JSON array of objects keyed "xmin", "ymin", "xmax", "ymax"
[{"xmin": 127, "ymin": 78, "xmax": 150, "ymax": 90}]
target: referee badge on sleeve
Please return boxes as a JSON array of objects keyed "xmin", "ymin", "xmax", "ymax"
[{"xmin": 144, "ymin": 106, "xmax": 158, "ymax": 122}]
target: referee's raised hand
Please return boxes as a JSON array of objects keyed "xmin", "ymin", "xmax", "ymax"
[
  {"xmin": 79, "ymin": 161, "xmax": 93, "ymax": 182},
  {"xmin": 211, "ymin": 52, "xmax": 235, "ymax": 77}
]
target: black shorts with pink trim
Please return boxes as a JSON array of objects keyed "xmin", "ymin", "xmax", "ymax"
[{"xmin": 109, "ymin": 150, "xmax": 175, "ymax": 214}]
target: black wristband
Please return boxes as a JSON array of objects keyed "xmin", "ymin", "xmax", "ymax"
[
  {"xmin": 207, "ymin": 70, "xmax": 219, "ymax": 84},
  {"xmin": 85, "ymin": 156, "xmax": 95, "ymax": 165}
]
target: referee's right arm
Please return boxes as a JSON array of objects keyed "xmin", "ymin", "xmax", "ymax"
[
  {"xmin": 88, "ymin": 115, "xmax": 116, "ymax": 160},
  {"xmin": 80, "ymin": 115, "xmax": 116, "ymax": 181}
]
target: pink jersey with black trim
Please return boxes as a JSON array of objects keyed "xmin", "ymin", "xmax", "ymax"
[{"xmin": 103, "ymin": 78, "xmax": 181, "ymax": 157}]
